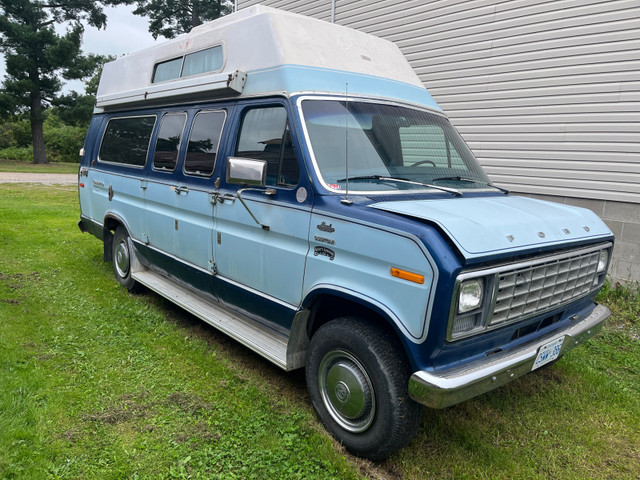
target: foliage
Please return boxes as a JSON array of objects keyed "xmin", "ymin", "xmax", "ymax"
[
  {"xmin": 43, "ymin": 114, "xmax": 86, "ymax": 162},
  {"xmin": 52, "ymin": 55, "xmax": 115, "ymax": 127},
  {"xmin": 0, "ymin": 113, "xmax": 86, "ymax": 163},
  {"xmin": 0, "ymin": 1, "xmax": 128, "ymax": 163},
  {"xmin": 0, "ymin": 145, "xmax": 33, "ymax": 161},
  {"xmin": 133, "ymin": 0, "xmax": 232, "ymax": 39},
  {"xmin": 0, "ymin": 115, "xmax": 31, "ymax": 148}
]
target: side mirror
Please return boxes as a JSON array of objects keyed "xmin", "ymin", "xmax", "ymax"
[{"xmin": 226, "ymin": 157, "xmax": 267, "ymax": 186}]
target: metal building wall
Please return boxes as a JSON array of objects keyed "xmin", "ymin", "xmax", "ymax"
[{"xmin": 238, "ymin": 0, "xmax": 640, "ymax": 282}]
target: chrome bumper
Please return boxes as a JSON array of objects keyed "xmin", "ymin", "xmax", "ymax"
[{"xmin": 409, "ymin": 304, "xmax": 610, "ymax": 409}]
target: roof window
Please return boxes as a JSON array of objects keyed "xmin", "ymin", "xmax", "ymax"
[{"xmin": 152, "ymin": 45, "xmax": 223, "ymax": 83}]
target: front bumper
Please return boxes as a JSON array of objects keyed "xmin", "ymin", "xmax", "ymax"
[{"xmin": 408, "ymin": 303, "xmax": 610, "ymax": 409}]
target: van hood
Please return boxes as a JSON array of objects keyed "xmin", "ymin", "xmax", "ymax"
[{"xmin": 370, "ymin": 195, "xmax": 612, "ymax": 260}]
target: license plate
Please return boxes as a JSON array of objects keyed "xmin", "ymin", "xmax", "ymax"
[{"xmin": 532, "ymin": 336, "xmax": 565, "ymax": 370}]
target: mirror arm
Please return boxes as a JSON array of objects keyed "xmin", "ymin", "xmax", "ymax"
[{"xmin": 236, "ymin": 188, "xmax": 272, "ymax": 230}]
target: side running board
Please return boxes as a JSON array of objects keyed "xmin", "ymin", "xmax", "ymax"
[{"xmin": 132, "ymin": 269, "xmax": 290, "ymax": 370}]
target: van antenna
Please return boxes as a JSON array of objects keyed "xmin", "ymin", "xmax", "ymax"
[{"xmin": 341, "ymin": 82, "xmax": 353, "ymax": 205}]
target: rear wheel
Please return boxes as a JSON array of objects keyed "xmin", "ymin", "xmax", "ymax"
[
  {"xmin": 306, "ymin": 317, "xmax": 423, "ymax": 460},
  {"xmin": 112, "ymin": 226, "xmax": 139, "ymax": 292}
]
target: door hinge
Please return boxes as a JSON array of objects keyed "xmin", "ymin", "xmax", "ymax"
[{"xmin": 209, "ymin": 260, "xmax": 218, "ymax": 275}]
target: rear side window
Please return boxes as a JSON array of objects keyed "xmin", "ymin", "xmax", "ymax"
[
  {"xmin": 185, "ymin": 110, "xmax": 226, "ymax": 176},
  {"xmin": 153, "ymin": 113, "xmax": 187, "ymax": 172},
  {"xmin": 99, "ymin": 116, "xmax": 156, "ymax": 167},
  {"xmin": 236, "ymin": 107, "xmax": 300, "ymax": 187}
]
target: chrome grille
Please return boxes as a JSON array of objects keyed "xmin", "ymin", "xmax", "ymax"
[{"xmin": 491, "ymin": 249, "xmax": 601, "ymax": 325}]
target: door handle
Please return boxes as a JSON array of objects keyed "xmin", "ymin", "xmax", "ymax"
[
  {"xmin": 218, "ymin": 193, "xmax": 236, "ymax": 203},
  {"xmin": 174, "ymin": 186, "xmax": 189, "ymax": 194}
]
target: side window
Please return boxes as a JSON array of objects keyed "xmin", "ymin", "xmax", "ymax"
[
  {"xmin": 185, "ymin": 110, "xmax": 226, "ymax": 177},
  {"xmin": 153, "ymin": 113, "xmax": 187, "ymax": 172},
  {"xmin": 152, "ymin": 45, "xmax": 224, "ymax": 83},
  {"xmin": 235, "ymin": 107, "xmax": 300, "ymax": 188},
  {"xmin": 99, "ymin": 116, "xmax": 156, "ymax": 167}
]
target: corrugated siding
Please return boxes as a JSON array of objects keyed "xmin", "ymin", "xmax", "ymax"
[
  {"xmin": 239, "ymin": 0, "xmax": 333, "ymax": 22},
  {"xmin": 238, "ymin": 0, "xmax": 640, "ymax": 204}
]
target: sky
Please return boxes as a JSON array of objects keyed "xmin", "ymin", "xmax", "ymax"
[{"xmin": 0, "ymin": 4, "xmax": 160, "ymax": 94}]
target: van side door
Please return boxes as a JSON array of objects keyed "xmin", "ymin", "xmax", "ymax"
[
  {"xmin": 143, "ymin": 109, "xmax": 226, "ymax": 296},
  {"xmin": 213, "ymin": 102, "xmax": 313, "ymax": 330}
]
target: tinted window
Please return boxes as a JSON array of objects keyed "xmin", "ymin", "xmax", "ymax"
[
  {"xmin": 99, "ymin": 116, "xmax": 156, "ymax": 167},
  {"xmin": 236, "ymin": 107, "xmax": 300, "ymax": 187},
  {"xmin": 185, "ymin": 111, "xmax": 226, "ymax": 176},
  {"xmin": 153, "ymin": 113, "xmax": 187, "ymax": 172}
]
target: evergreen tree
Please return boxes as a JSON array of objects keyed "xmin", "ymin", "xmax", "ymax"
[
  {"xmin": 0, "ymin": 1, "xmax": 129, "ymax": 163},
  {"xmin": 133, "ymin": 0, "xmax": 232, "ymax": 39}
]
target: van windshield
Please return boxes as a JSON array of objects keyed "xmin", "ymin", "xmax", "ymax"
[{"xmin": 301, "ymin": 99, "xmax": 491, "ymax": 193}]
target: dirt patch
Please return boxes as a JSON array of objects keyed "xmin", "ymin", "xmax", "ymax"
[
  {"xmin": 86, "ymin": 392, "xmax": 154, "ymax": 425},
  {"xmin": 166, "ymin": 392, "xmax": 212, "ymax": 414}
]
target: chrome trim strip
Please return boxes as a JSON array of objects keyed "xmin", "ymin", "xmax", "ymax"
[{"xmin": 410, "ymin": 304, "xmax": 610, "ymax": 409}]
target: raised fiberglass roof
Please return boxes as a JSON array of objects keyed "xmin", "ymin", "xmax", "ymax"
[{"xmin": 95, "ymin": 5, "xmax": 439, "ymax": 111}]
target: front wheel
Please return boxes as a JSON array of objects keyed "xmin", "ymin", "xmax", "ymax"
[
  {"xmin": 112, "ymin": 226, "xmax": 139, "ymax": 292},
  {"xmin": 306, "ymin": 318, "xmax": 423, "ymax": 460}
]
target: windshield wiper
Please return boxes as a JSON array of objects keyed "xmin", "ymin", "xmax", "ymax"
[
  {"xmin": 432, "ymin": 176, "xmax": 510, "ymax": 194},
  {"xmin": 336, "ymin": 175, "xmax": 461, "ymax": 196}
]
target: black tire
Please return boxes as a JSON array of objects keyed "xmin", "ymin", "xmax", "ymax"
[
  {"xmin": 112, "ymin": 226, "xmax": 139, "ymax": 292},
  {"xmin": 305, "ymin": 317, "xmax": 423, "ymax": 460}
]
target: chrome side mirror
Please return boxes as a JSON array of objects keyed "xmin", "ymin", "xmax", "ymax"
[{"xmin": 226, "ymin": 157, "xmax": 267, "ymax": 186}]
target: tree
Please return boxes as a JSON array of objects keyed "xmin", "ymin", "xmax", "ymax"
[
  {"xmin": 133, "ymin": 0, "xmax": 232, "ymax": 39},
  {"xmin": 0, "ymin": 1, "xmax": 129, "ymax": 163},
  {"xmin": 52, "ymin": 55, "xmax": 115, "ymax": 128}
]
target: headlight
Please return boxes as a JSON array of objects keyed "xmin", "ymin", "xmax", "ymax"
[
  {"xmin": 458, "ymin": 279, "xmax": 483, "ymax": 314},
  {"xmin": 597, "ymin": 250, "xmax": 609, "ymax": 273}
]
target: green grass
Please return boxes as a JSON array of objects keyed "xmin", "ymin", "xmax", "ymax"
[
  {"xmin": 1, "ymin": 184, "xmax": 639, "ymax": 479},
  {"xmin": 0, "ymin": 159, "xmax": 78, "ymax": 174}
]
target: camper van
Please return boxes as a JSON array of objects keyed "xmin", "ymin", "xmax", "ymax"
[{"xmin": 78, "ymin": 6, "xmax": 613, "ymax": 459}]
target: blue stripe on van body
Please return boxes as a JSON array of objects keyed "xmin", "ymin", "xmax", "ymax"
[
  {"xmin": 134, "ymin": 242, "xmax": 295, "ymax": 334},
  {"xmin": 245, "ymin": 64, "xmax": 441, "ymax": 111}
]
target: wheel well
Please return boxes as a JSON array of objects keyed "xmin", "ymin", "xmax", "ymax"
[{"xmin": 305, "ymin": 293, "xmax": 409, "ymax": 363}]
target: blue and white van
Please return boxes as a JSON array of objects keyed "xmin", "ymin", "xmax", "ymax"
[{"xmin": 78, "ymin": 6, "xmax": 613, "ymax": 459}]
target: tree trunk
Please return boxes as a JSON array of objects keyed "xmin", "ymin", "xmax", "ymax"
[
  {"xmin": 191, "ymin": 2, "xmax": 202, "ymax": 27},
  {"xmin": 30, "ymin": 89, "xmax": 47, "ymax": 164}
]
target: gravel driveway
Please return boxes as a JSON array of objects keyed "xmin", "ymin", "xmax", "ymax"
[{"xmin": 0, "ymin": 172, "xmax": 77, "ymax": 185}]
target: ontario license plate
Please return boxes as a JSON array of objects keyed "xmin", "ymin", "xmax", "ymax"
[{"xmin": 532, "ymin": 336, "xmax": 565, "ymax": 370}]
